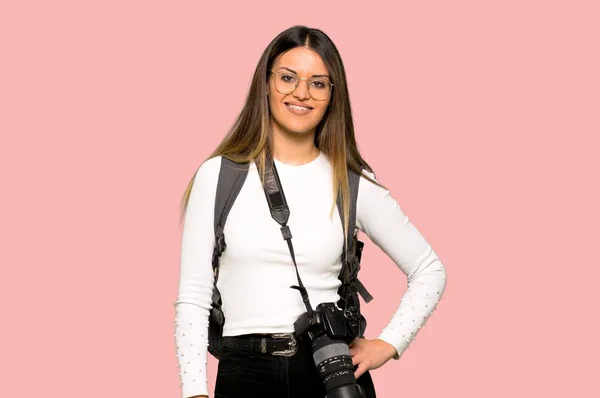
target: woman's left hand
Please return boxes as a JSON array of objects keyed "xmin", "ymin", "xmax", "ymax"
[{"xmin": 349, "ymin": 338, "xmax": 398, "ymax": 379}]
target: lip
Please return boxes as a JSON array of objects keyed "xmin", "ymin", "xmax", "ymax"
[
  {"xmin": 284, "ymin": 101, "xmax": 313, "ymax": 110},
  {"xmin": 284, "ymin": 101, "xmax": 313, "ymax": 116}
]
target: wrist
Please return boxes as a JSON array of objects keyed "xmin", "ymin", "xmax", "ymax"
[{"xmin": 376, "ymin": 338, "xmax": 398, "ymax": 360}]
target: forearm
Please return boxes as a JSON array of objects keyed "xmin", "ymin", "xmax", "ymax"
[{"xmin": 377, "ymin": 251, "xmax": 447, "ymax": 358}]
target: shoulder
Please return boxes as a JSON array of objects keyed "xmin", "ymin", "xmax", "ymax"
[
  {"xmin": 356, "ymin": 167, "xmax": 391, "ymax": 207},
  {"xmin": 194, "ymin": 155, "xmax": 223, "ymax": 180},
  {"xmin": 197, "ymin": 155, "xmax": 223, "ymax": 175},
  {"xmin": 189, "ymin": 155, "xmax": 223, "ymax": 196},
  {"xmin": 354, "ymin": 168, "xmax": 404, "ymax": 233},
  {"xmin": 357, "ymin": 168, "xmax": 384, "ymax": 192},
  {"xmin": 359, "ymin": 168, "xmax": 376, "ymax": 181}
]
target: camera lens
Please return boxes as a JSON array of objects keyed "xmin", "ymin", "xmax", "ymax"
[{"xmin": 312, "ymin": 334, "xmax": 365, "ymax": 397}]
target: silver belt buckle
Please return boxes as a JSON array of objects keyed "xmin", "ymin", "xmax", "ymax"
[{"xmin": 271, "ymin": 333, "xmax": 297, "ymax": 357}]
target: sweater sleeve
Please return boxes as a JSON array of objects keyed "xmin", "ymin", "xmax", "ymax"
[
  {"xmin": 173, "ymin": 156, "xmax": 221, "ymax": 398},
  {"xmin": 355, "ymin": 170, "xmax": 448, "ymax": 360}
]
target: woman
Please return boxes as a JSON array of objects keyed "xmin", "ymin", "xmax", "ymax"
[{"xmin": 174, "ymin": 25, "xmax": 447, "ymax": 398}]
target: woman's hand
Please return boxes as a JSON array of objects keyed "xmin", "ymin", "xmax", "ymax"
[{"xmin": 349, "ymin": 338, "xmax": 398, "ymax": 379}]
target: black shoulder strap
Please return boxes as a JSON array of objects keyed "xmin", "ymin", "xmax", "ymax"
[
  {"xmin": 336, "ymin": 168, "xmax": 373, "ymax": 303},
  {"xmin": 337, "ymin": 168, "xmax": 360, "ymax": 262},
  {"xmin": 213, "ymin": 157, "xmax": 249, "ymax": 265},
  {"xmin": 260, "ymin": 157, "xmax": 315, "ymax": 318},
  {"xmin": 211, "ymin": 157, "xmax": 249, "ymax": 308}
]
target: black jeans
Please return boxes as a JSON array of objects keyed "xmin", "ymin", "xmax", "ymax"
[{"xmin": 215, "ymin": 334, "xmax": 376, "ymax": 398}]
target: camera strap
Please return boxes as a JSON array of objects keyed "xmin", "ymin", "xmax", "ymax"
[{"xmin": 260, "ymin": 154, "xmax": 315, "ymax": 319}]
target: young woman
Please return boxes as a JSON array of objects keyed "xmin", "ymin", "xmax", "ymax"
[{"xmin": 173, "ymin": 25, "xmax": 447, "ymax": 398}]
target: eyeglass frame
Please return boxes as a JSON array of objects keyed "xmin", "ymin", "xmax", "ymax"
[{"xmin": 268, "ymin": 69, "xmax": 334, "ymax": 101}]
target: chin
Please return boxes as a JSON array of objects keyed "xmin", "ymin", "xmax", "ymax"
[
  {"xmin": 273, "ymin": 115, "xmax": 318, "ymax": 136},
  {"xmin": 282, "ymin": 123, "xmax": 317, "ymax": 135}
]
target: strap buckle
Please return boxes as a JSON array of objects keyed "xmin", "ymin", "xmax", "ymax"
[
  {"xmin": 271, "ymin": 333, "xmax": 297, "ymax": 357},
  {"xmin": 347, "ymin": 255, "xmax": 361, "ymax": 280},
  {"xmin": 215, "ymin": 230, "xmax": 226, "ymax": 255}
]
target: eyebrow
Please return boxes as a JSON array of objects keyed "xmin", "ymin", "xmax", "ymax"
[{"xmin": 279, "ymin": 67, "xmax": 330, "ymax": 79}]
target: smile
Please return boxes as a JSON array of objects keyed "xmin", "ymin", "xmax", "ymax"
[{"xmin": 285, "ymin": 103, "xmax": 313, "ymax": 114}]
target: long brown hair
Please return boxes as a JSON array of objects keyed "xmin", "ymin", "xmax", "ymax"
[{"xmin": 180, "ymin": 25, "xmax": 382, "ymax": 241}]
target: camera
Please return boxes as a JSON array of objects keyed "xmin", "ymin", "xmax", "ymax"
[{"xmin": 294, "ymin": 302, "xmax": 366, "ymax": 398}]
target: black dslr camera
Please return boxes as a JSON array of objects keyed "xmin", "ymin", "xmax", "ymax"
[{"xmin": 294, "ymin": 302, "xmax": 366, "ymax": 398}]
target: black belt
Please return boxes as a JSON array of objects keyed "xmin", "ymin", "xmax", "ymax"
[{"xmin": 223, "ymin": 333, "xmax": 299, "ymax": 357}]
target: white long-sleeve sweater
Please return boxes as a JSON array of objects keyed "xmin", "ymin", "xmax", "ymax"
[{"xmin": 173, "ymin": 151, "xmax": 447, "ymax": 397}]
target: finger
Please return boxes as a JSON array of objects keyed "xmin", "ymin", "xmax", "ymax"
[
  {"xmin": 354, "ymin": 362, "xmax": 368, "ymax": 379},
  {"xmin": 351, "ymin": 353, "xmax": 361, "ymax": 366},
  {"xmin": 349, "ymin": 346, "xmax": 357, "ymax": 356}
]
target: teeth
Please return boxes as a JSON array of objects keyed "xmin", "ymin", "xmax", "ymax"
[{"xmin": 287, "ymin": 103, "xmax": 311, "ymax": 111}]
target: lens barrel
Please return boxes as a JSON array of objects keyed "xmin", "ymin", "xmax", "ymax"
[{"xmin": 311, "ymin": 334, "xmax": 366, "ymax": 398}]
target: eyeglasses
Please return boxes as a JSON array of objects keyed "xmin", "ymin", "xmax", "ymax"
[{"xmin": 269, "ymin": 68, "xmax": 334, "ymax": 101}]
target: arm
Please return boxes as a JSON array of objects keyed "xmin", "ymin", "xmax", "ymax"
[
  {"xmin": 173, "ymin": 156, "xmax": 222, "ymax": 398},
  {"xmin": 355, "ymin": 170, "xmax": 448, "ymax": 360}
]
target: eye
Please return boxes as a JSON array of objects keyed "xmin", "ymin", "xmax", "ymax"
[
  {"xmin": 280, "ymin": 73, "xmax": 297, "ymax": 83},
  {"xmin": 310, "ymin": 79, "xmax": 328, "ymax": 89}
]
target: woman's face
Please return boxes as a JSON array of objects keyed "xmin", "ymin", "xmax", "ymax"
[{"xmin": 268, "ymin": 47, "xmax": 332, "ymax": 137}]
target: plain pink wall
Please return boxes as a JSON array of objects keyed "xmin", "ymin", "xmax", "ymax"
[{"xmin": 1, "ymin": 1, "xmax": 599, "ymax": 397}]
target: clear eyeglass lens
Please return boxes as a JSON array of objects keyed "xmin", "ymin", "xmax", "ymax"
[{"xmin": 274, "ymin": 72, "xmax": 331, "ymax": 100}]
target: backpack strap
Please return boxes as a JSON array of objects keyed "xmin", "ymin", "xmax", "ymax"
[
  {"xmin": 337, "ymin": 168, "xmax": 373, "ymax": 303},
  {"xmin": 211, "ymin": 157, "xmax": 250, "ymax": 307}
]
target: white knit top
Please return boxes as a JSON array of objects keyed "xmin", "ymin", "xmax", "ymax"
[{"xmin": 173, "ymin": 151, "xmax": 447, "ymax": 397}]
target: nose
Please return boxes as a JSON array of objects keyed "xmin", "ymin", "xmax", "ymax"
[{"xmin": 293, "ymin": 78, "xmax": 311, "ymax": 101}]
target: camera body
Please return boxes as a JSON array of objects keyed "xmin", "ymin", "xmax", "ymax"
[
  {"xmin": 293, "ymin": 302, "xmax": 348, "ymax": 342},
  {"xmin": 294, "ymin": 302, "xmax": 366, "ymax": 398}
]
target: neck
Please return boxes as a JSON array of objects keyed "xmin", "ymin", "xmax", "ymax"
[{"xmin": 269, "ymin": 122, "xmax": 320, "ymax": 165}]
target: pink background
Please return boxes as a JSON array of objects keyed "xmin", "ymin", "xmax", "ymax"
[{"xmin": 1, "ymin": 1, "xmax": 599, "ymax": 397}]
